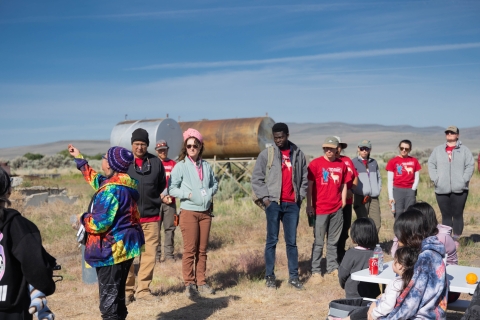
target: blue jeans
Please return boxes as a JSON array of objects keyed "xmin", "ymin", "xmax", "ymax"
[{"xmin": 265, "ymin": 201, "xmax": 300, "ymax": 279}]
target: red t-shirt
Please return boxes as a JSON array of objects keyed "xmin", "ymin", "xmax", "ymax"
[
  {"xmin": 339, "ymin": 155, "xmax": 358, "ymax": 205},
  {"xmin": 308, "ymin": 156, "xmax": 351, "ymax": 214},
  {"xmin": 162, "ymin": 158, "xmax": 177, "ymax": 204},
  {"xmin": 446, "ymin": 145, "xmax": 455, "ymax": 162},
  {"xmin": 135, "ymin": 157, "xmax": 161, "ymax": 223},
  {"xmin": 386, "ymin": 156, "xmax": 422, "ymax": 188},
  {"xmin": 280, "ymin": 149, "xmax": 296, "ymax": 203}
]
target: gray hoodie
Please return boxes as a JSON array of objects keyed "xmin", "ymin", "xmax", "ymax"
[
  {"xmin": 428, "ymin": 141, "xmax": 474, "ymax": 194},
  {"xmin": 251, "ymin": 141, "xmax": 308, "ymax": 205}
]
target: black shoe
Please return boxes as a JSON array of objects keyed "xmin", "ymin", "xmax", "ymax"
[
  {"xmin": 288, "ymin": 277, "xmax": 305, "ymax": 290},
  {"xmin": 265, "ymin": 276, "xmax": 276, "ymax": 289}
]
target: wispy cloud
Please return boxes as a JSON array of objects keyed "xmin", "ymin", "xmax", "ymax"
[
  {"xmin": 0, "ymin": 3, "xmax": 353, "ymax": 24},
  {"xmin": 129, "ymin": 42, "xmax": 480, "ymax": 70}
]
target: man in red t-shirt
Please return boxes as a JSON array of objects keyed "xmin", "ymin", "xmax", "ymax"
[
  {"xmin": 333, "ymin": 136, "xmax": 358, "ymax": 264},
  {"xmin": 251, "ymin": 122, "xmax": 308, "ymax": 291},
  {"xmin": 307, "ymin": 136, "xmax": 351, "ymax": 284},
  {"xmin": 155, "ymin": 140, "xmax": 177, "ymax": 262}
]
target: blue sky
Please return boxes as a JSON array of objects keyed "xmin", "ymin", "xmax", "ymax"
[{"xmin": 1, "ymin": 0, "xmax": 479, "ymax": 148}]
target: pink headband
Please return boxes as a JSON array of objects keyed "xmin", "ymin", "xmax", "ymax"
[{"xmin": 183, "ymin": 128, "xmax": 203, "ymax": 144}]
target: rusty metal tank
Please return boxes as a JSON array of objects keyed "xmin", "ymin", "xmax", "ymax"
[
  {"xmin": 179, "ymin": 117, "xmax": 275, "ymax": 159},
  {"xmin": 110, "ymin": 118, "xmax": 183, "ymax": 158}
]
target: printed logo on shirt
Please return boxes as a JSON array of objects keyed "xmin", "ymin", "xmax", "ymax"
[
  {"xmin": 0, "ymin": 285, "xmax": 7, "ymax": 302},
  {"xmin": 395, "ymin": 162, "xmax": 414, "ymax": 175},
  {"xmin": 322, "ymin": 167, "xmax": 342, "ymax": 185},
  {"xmin": 282, "ymin": 154, "xmax": 292, "ymax": 171}
]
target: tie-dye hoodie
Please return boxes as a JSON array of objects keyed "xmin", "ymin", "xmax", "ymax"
[
  {"xmin": 75, "ymin": 158, "xmax": 145, "ymax": 268},
  {"xmin": 379, "ymin": 236, "xmax": 448, "ymax": 320}
]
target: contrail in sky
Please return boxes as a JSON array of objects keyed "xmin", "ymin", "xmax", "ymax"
[{"xmin": 129, "ymin": 42, "xmax": 480, "ymax": 70}]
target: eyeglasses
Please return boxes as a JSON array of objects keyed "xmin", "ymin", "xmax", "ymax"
[
  {"xmin": 133, "ymin": 142, "xmax": 148, "ymax": 148},
  {"xmin": 445, "ymin": 131, "xmax": 457, "ymax": 135},
  {"xmin": 186, "ymin": 144, "xmax": 199, "ymax": 150},
  {"xmin": 102, "ymin": 155, "xmax": 107, "ymax": 160},
  {"xmin": 359, "ymin": 147, "xmax": 370, "ymax": 151},
  {"xmin": 400, "ymin": 147, "xmax": 410, "ymax": 151}
]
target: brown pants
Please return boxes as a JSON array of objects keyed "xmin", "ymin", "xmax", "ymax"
[
  {"xmin": 125, "ymin": 221, "xmax": 159, "ymax": 298},
  {"xmin": 179, "ymin": 209, "xmax": 212, "ymax": 286}
]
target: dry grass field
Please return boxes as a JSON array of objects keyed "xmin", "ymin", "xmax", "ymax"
[{"xmin": 9, "ymin": 164, "xmax": 480, "ymax": 320}]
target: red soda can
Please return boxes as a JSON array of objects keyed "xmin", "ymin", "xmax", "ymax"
[{"xmin": 369, "ymin": 257, "xmax": 379, "ymax": 275}]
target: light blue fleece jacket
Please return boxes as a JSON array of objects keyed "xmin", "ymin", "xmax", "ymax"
[{"xmin": 168, "ymin": 158, "xmax": 218, "ymax": 212}]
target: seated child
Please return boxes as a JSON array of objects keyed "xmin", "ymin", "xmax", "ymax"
[
  {"xmin": 367, "ymin": 246, "xmax": 417, "ymax": 319},
  {"xmin": 329, "ymin": 246, "xmax": 418, "ymax": 320},
  {"xmin": 338, "ymin": 218, "xmax": 381, "ymax": 299}
]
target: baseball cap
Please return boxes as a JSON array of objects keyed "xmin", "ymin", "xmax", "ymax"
[
  {"xmin": 445, "ymin": 125, "xmax": 459, "ymax": 134},
  {"xmin": 357, "ymin": 139, "xmax": 372, "ymax": 149},
  {"xmin": 323, "ymin": 136, "xmax": 339, "ymax": 149},
  {"xmin": 333, "ymin": 136, "xmax": 347, "ymax": 149},
  {"xmin": 155, "ymin": 140, "xmax": 169, "ymax": 150}
]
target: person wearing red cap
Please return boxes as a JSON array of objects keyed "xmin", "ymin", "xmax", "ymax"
[
  {"xmin": 154, "ymin": 139, "xmax": 177, "ymax": 262},
  {"xmin": 168, "ymin": 128, "xmax": 218, "ymax": 297}
]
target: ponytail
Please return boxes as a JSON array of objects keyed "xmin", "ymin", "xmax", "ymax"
[{"xmin": 394, "ymin": 246, "xmax": 419, "ymax": 291}]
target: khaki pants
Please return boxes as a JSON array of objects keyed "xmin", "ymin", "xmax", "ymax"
[
  {"xmin": 179, "ymin": 209, "xmax": 212, "ymax": 286},
  {"xmin": 125, "ymin": 221, "xmax": 159, "ymax": 298},
  {"xmin": 353, "ymin": 194, "xmax": 381, "ymax": 233}
]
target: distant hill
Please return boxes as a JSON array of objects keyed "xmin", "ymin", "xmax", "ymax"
[
  {"xmin": 0, "ymin": 140, "xmax": 110, "ymax": 160},
  {"xmin": 0, "ymin": 123, "xmax": 478, "ymax": 160}
]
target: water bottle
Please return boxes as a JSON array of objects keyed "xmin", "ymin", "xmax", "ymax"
[
  {"xmin": 373, "ymin": 244, "xmax": 384, "ymax": 272},
  {"xmin": 391, "ymin": 202, "xmax": 396, "ymax": 215}
]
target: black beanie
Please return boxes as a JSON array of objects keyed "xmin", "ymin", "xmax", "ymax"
[
  {"xmin": 272, "ymin": 122, "xmax": 289, "ymax": 134},
  {"xmin": 131, "ymin": 128, "xmax": 150, "ymax": 146}
]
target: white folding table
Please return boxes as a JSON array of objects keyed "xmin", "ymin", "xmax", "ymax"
[{"xmin": 351, "ymin": 261, "xmax": 480, "ymax": 294}]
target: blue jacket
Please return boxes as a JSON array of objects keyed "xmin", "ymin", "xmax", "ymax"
[
  {"xmin": 168, "ymin": 158, "xmax": 218, "ymax": 212},
  {"xmin": 379, "ymin": 236, "xmax": 447, "ymax": 319}
]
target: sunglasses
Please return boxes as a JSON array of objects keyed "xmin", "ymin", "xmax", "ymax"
[
  {"xmin": 359, "ymin": 147, "xmax": 370, "ymax": 151},
  {"xmin": 400, "ymin": 147, "xmax": 410, "ymax": 151},
  {"xmin": 186, "ymin": 144, "xmax": 199, "ymax": 150},
  {"xmin": 102, "ymin": 155, "xmax": 107, "ymax": 160},
  {"xmin": 445, "ymin": 131, "xmax": 457, "ymax": 135}
]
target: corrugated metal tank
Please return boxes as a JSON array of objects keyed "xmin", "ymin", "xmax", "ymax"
[
  {"xmin": 179, "ymin": 117, "xmax": 274, "ymax": 159},
  {"xmin": 110, "ymin": 118, "xmax": 183, "ymax": 159}
]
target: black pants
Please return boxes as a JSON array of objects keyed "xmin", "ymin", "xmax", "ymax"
[
  {"xmin": 96, "ymin": 259, "xmax": 133, "ymax": 320},
  {"xmin": 436, "ymin": 191, "xmax": 468, "ymax": 236},
  {"xmin": 337, "ymin": 204, "xmax": 352, "ymax": 263},
  {"xmin": 0, "ymin": 303, "xmax": 32, "ymax": 320}
]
